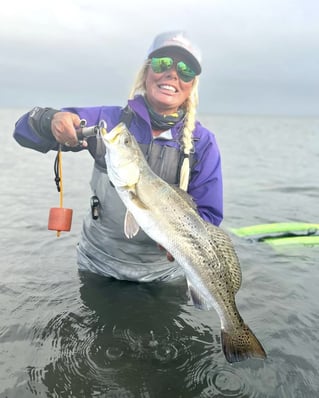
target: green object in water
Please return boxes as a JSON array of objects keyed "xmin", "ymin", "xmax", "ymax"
[{"xmin": 229, "ymin": 222, "xmax": 319, "ymax": 246}]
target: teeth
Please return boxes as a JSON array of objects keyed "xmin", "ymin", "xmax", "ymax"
[{"xmin": 160, "ymin": 85, "xmax": 176, "ymax": 92}]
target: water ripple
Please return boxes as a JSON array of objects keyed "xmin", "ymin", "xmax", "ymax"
[
  {"xmin": 203, "ymin": 366, "xmax": 252, "ymax": 397},
  {"xmin": 183, "ymin": 344, "xmax": 255, "ymax": 398},
  {"xmin": 27, "ymin": 309, "xmax": 202, "ymax": 396}
]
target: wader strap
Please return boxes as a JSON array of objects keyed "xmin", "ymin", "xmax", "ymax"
[{"xmin": 121, "ymin": 105, "xmax": 134, "ymax": 128}]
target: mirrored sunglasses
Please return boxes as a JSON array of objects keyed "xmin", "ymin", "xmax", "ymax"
[{"xmin": 150, "ymin": 57, "xmax": 196, "ymax": 83}]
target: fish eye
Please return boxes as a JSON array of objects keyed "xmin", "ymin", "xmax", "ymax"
[{"xmin": 122, "ymin": 135, "xmax": 131, "ymax": 145}]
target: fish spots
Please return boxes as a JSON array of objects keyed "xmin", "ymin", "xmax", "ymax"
[{"xmin": 104, "ymin": 122, "xmax": 266, "ymax": 363}]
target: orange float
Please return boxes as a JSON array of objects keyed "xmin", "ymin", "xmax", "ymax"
[
  {"xmin": 48, "ymin": 147, "xmax": 73, "ymax": 237},
  {"xmin": 48, "ymin": 207, "xmax": 73, "ymax": 232}
]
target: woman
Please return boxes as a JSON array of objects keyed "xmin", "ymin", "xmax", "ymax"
[{"xmin": 13, "ymin": 31, "xmax": 223, "ymax": 282}]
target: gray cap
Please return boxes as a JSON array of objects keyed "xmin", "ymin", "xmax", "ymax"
[{"xmin": 147, "ymin": 31, "xmax": 202, "ymax": 75}]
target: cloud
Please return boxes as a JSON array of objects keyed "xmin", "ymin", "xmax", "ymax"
[{"xmin": 0, "ymin": 0, "xmax": 318, "ymax": 115}]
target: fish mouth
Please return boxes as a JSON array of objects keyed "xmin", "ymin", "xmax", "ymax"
[{"xmin": 102, "ymin": 123, "xmax": 125, "ymax": 145}]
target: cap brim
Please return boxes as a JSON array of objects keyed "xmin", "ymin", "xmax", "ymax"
[{"xmin": 148, "ymin": 46, "xmax": 201, "ymax": 75}]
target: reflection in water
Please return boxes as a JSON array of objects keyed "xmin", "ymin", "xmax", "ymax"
[
  {"xmin": 27, "ymin": 272, "xmax": 243, "ymax": 397},
  {"xmin": 22, "ymin": 263, "xmax": 319, "ymax": 398}
]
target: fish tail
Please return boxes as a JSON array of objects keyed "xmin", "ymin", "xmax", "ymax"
[{"xmin": 221, "ymin": 323, "xmax": 267, "ymax": 363}]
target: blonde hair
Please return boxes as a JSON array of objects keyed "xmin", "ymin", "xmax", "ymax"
[{"xmin": 129, "ymin": 60, "xmax": 199, "ymax": 191}]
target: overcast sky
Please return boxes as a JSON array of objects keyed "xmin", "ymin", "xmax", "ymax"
[{"xmin": 0, "ymin": 0, "xmax": 318, "ymax": 116}]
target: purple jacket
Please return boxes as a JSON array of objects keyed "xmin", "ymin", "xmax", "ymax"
[{"xmin": 14, "ymin": 95, "xmax": 223, "ymax": 226}]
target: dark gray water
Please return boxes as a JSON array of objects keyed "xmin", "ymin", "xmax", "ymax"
[{"xmin": 1, "ymin": 109, "xmax": 319, "ymax": 397}]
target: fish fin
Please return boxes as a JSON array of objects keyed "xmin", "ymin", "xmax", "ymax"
[
  {"xmin": 128, "ymin": 190, "xmax": 148, "ymax": 209},
  {"xmin": 124, "ymin": 210, "xmax": 140, "ymax": 239},
  {"xmin": 221, "ymin": 323, "xmax": 267, "ymax": 363},
  {"xmin": 186, "ymin": 280, "xmax": 212, "ymax": 311}
]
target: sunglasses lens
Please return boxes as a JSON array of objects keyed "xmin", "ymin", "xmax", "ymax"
[
  {"xmin": 176, "ymin": 61, "xmax": 196, "ymax": 82},
  {"xmin": 150, "ymin": 57, "xmax": 196, "ymax": 82},
  {"xmin": 150, "ymin": 57, "xmax": 174, "ymax": 73}
]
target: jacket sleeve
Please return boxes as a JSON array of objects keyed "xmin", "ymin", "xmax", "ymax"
[
  {"xmin": 13, "ymin": 107, "xmax": 61, "ymax": 152},
  {"xmin": 188, "ymin": 124, "xmax": 223, "ymax": 226},
  {"xmin": 13, "ymin": 106, "xmax": 105, "ymax": 153}
]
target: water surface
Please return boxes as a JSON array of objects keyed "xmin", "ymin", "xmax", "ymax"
[{"xmin": 1, "ymin": 109, "xmax": 319, "ymax": 397}]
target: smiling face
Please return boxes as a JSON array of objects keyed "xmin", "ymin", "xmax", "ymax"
[{"xmin": 144, "ymin": 49, "xmax": 195, "ymax": 115}]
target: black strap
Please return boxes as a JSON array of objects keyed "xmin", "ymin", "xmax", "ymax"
[{"xmin": 121, "ymin": 105, "xmax": 134, "ymax": 127}]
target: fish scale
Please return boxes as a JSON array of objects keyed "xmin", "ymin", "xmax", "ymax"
[{"xmin": 103, "ymin": 122, "xmax": 266, "ymax": 363}]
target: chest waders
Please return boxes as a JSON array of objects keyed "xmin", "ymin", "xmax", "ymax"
[{"xmin": 76, "ymin": 107, "xmax": 195, "ymax": 281}]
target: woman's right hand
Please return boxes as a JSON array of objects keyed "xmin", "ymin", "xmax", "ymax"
[{"xmin": 51, "ymin": 112, "xmax": 87, "ymax": 147}]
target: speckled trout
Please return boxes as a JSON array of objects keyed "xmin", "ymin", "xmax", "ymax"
[{"xmin": 102, "ymin": 122, "xmax": 266, "ymax": 363}]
